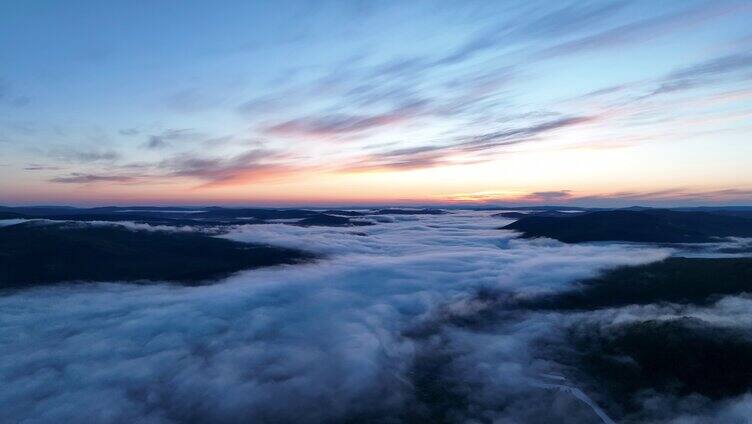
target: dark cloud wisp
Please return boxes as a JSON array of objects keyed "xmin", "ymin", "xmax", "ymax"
[{"xmin": 49, "ymin": 173, "xmax": 134, "ymax": 184}]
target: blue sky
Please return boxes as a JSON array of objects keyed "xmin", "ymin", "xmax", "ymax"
[{"xmin": 1, "ymin": 0, "xmax": 751, "ymax": 206}]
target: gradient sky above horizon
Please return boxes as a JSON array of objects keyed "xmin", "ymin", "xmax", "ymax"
[{"xmin": 1, "ymin": 0, "xmax": 751, "ymax": 206}]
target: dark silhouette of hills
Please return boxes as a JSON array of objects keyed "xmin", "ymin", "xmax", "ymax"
[
  {"xmin": 519, "ymin": 256, "xmax": 752, "ymax": 412},
  {"xmin": 0, "ymin": 206, "xmax": 372, "ymax": 227},
  {"xmin": 468, "ymin": 205, "xmax": 593, "ymax": 211},
  {"xmin": 493, "ymin": 210, "xmax": 583, "ymax": 219},
  {"xmin": 520, "ymin": 257, "xmax": 752, "ymax": 311},
  {"xmin": 321, "ymin": 210, "xmax": 366, "ymax": 216},
  {"xmin": 0, "ymin": 211, "xmax": 25, "ymax": 219},
  {"xmin": 193, "ymin": 208, "xmax": 318, "ymax": 219},
  {"xmin": 0, "ymin": 222, "xmax": 314, "ymax": 288},
  {"xmin": 492, "ymin": 212, "xmax": 529, "ymax": 219},
  {"xmin": 567, "ymin": 317, "xmax": 752, "ymax": 410},
  {"xmin": 425, "ymin": 255, "xmax": 752, "ymax": 419},
  {"xmin": 5, "ymin": 213, "xmax": 237, "ymax": 227},
  {"xmin": 502, "ymin": 209, "xmax": 752, "ymax": 243},
  {"xmin": 295, "ymin": 214, "xmax": 373, "ymax": 227},
  {"xmin": 373, "ymin": 208, "xmax": 446, "ymax": 215},
  {"xmin": 4, "ymin": 205, "xmax": 752, "ymax": 234},
  {"xmin": 0, "ymin": 206, "xmax": 80, "ymax": 216}
]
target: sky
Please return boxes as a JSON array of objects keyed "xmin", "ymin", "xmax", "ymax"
[{"xmin": 1, "ymin": 0, "xmax": 751, "ymax": 207}]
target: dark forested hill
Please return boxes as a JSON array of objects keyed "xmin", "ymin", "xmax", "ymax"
[
  {"xmin": 0, "ymin": 222, "xmax": 315, "ymax": 288},
  {"xmin": 519, "ymin": 257, "xmax": 752, "ymax": 310},
  {"xmin": 502, "ymin": 209, "xmax": 752, "ymax": 243}
]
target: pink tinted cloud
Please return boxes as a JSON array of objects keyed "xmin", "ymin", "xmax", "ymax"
[{"xmin": 263, "ymin": 103, "xmax": 425, "ymax": 139}]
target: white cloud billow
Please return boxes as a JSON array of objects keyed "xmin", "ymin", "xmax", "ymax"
[{"xmin": 0, "ymin": 211, "xmax": 697, "ymax": 423}]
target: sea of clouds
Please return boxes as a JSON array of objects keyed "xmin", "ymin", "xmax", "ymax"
[{"xmin": 1, "ymin": 211, "xmax": 750, "ymax": 423}]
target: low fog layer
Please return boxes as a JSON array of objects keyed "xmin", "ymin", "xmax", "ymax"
[{"xmin": 1, "ymin": 212, "xmax": 750, "ymax": 423}]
